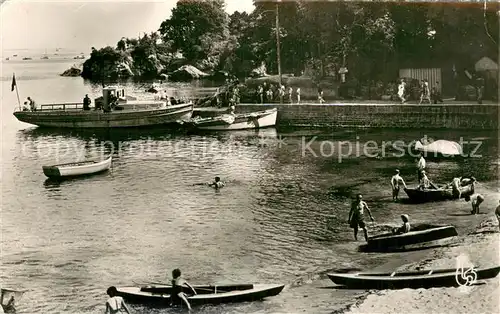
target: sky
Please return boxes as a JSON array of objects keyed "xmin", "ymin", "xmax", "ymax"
[{"xmin": 0, "ymin": 0, "xmax": 255, "ymax": 53}]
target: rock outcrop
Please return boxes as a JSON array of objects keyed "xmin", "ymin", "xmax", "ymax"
[
  {"xmin": 168, "ymin": 65, "xmax": 209, "ymax": 81},
  {"xmin": 60, "ymin": 64, "xmax": 83, "ymax": 77}
]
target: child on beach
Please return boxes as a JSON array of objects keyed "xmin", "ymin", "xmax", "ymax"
[
  {"xmin": 392, "ymin": 214, "xmax": 411, "ymax": 235},
  {"xmin": 465, "ymin": 193, "xmax": 484, "ymax": 214}
]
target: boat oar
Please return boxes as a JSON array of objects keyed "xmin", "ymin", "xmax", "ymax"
[{"xmin": 132, "ymin": 281, "xmax": 218, "ymax": 293}]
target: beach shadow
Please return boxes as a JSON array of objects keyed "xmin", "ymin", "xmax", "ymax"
[
  {"xmin": 448, "ymin": 213, "xmax": 487, "ymax": 217},
  {"xmin": 358, "ymin": 243, "xmax": 458, "ymax": 253},
  {"xmin": 326, "ymin": 285, "xmax": 369, "ymax": 291}
]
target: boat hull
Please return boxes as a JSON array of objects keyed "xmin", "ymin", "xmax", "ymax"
[
  {"xmin": 404, "ymin": 184, "xmax": 474, "ymax": 203},
  {"xmin": 13, "ymin": 104, "xmax": 193, "ymax": 128},
  {"xmin": 115, "ymin": 284, "xmax": 285, "ymax": 307},
  {"xmin": 414, "ymin": 140, "xmax": 463, "ymax": 158},
  {"xmin": 328, "ymin": 266, "xmax": 500, "ymax": 289},
  {"xmin": 190, "ymin": 108, "xmax": 277, "ymax": 130},
  {"xmin": 364, "ymin": 225, "xmax": 458, "ymax": 252},
  {"xmin": 42, "ymin": 157, "xmax": 112, "ymax": 178}
]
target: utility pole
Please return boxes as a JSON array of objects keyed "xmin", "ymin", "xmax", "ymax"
[{"xmin": 275, "ymin": 1, "xmax": 282, "ymax": 87}]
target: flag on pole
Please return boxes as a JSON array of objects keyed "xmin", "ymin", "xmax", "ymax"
[{"xmin": 11, "ymin": 73, "xmax": 16, "ymax": 92}]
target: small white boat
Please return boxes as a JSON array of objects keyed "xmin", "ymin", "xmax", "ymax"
[
  {"xmin": 189, "ymin": 108, "xmax": 277, "ymax": 131},
  {"xmin": 42, "ymin": 156, "xmax": 112, "ymax": 178},
  {"xmin": 414, "ymin": 139, "xmax": 463, "ymax": 157}
]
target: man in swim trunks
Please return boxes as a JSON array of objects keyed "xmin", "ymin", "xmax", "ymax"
[
  {"xmin": 348, "ymin": 194, "xmax": 374, "ymax": 242},
  {"xmin": 391, "ymin": 169, "xmax": 407, "ymax": 202}
]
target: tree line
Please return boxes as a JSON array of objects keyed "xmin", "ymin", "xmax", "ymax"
[{"xmin": 82, "ymin": 0, "xmax": 498, "ymax": 88}]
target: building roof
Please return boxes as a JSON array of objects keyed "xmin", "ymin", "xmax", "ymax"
[{"xmin": 475, "ymin": 57, "xmax": 498, "ymax": 71}]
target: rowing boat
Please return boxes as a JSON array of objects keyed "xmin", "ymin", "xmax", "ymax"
[
  {"xmin": 115, "ymin": 283, "xmax": 285, "ymax": 307},
  {"xmin": 404, "ymin": 183, "xmax": 474, "ymax": 203},
  {"xmin": 363, "ymin": 224, "xmax": 457, "ymax": 252},
  {"xmin": 187, "ymin": 108, "xmax": 277, "ymax": 130},
  {"xmin": 328, "ymin": 266, "xmax": 500, "ymax": 289},
  {"xmin": 42, "ymin": 156, "xmax": 112, "ymax": 178}
]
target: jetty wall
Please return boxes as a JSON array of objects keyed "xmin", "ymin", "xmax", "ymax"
[{"xmin": 230, "ymin": 103, "xmax": 499, "ymax": 129}]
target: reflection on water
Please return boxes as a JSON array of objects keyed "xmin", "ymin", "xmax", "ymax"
[
  {"xmin": 3, "ymin": 125, "xmax": 499, "ymax": 313},
  {"xmin": 2, "ymin": 60, "xmax": 499, "ymax": 313}
]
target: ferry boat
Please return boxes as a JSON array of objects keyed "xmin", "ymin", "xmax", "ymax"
[{"xmin": 13, "ymin": 86, "xmax": 193, "ymax": 129}]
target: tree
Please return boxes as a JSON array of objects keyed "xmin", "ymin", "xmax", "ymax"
[{"xmin": 158, "ymin": 0, "xmax": 230, "ymax": 64}]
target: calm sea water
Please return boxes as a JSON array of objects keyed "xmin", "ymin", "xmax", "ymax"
[{"xmin": 1, "ymin": 57, "xmax": 499, "ymax": 314}]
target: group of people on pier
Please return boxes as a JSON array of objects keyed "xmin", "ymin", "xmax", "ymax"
[
  {"xmin": 397, "ymin": 79, "xmax": 444, "ymax": 105},
  {"xmin": 256, "ymin": 83, "xmax": 301, "ymax": 104}
]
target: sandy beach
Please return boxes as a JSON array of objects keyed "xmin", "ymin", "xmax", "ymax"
[{"xmin": 345, "ymin": 216, "xmax": 500, "ymax": 314}]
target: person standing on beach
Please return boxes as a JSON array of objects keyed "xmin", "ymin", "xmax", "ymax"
[
  {"xmin": 258, "ymin": 85, "xmax": 264, "ymax": 104},
  {"xmin": 288, "ymin": 86, "xmax": 293, "ymax": 103},
  {"xmin": 417, "ymin": 153, "xmax": 426, "ymax": 181},
  {"xmin": 296, "ymin": 87, "xmax": 301, "ymax": 104},
  {"xmin": 391, "ymin": 169, "xmax": 407, "ymax": 202},
  {"xmin": 348, "ymin": 194, "xmax": 374, "ymax": 242}
]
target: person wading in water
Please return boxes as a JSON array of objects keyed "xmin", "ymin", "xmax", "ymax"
[{"xmin": 348, "ymin": 194, "xmax": 374, "ymax": 241}]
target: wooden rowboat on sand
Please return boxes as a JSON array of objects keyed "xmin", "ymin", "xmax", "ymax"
[
  {"xmin": 114, "ymin": 283, "xmax": 285, "ymax": 307},
  {"xmin": 187, "ymin": 108, "xmax": 277, "ymax": 130},
  {"xmin": 328, "ymin": 266, "xmax": 500, "ymax": 289},
  {"xmin": 362, "ymin": 224, "xmax": 458, "ymax": 252},
  {"xmin": 42, "ymin": 156, "xmax": 112, "ymax": 178},
  {"xmin": 404, "ymin": 183, "xmax": 474, "ymax": 203}
]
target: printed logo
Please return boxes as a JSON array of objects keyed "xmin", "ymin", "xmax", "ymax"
[{"xmin": 455, "ymin": 254, "xmax": 478, "ymax": 288}]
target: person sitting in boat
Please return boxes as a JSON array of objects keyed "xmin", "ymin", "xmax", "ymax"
[
  {"xmin": 171, "ymin": 268, "xmax": 197, "ymax": 310},
  {"xmin": 22, "ymin": 101, "xmax": 30, "ymax": 111},
  {"xmin": 418, "ymin": 171, "xmax": 438, "ymax": 190},
  {"xmin": 348, "ymin": 194, "xmax": 374, "ymax": 242},
  {"xmin": 105, "ymin": 286, "xmax": 131, "ymax": 314},
  {"xmin": 465, "ymin": 193, "xmax": 484, "ymax": 215},
  {"xmin": 208, "ymin": 176, "xmax": 225, "ymax": 189},
  {"xmin": 83, "ymin": 94, "xmax": 91, "ymax": 111},
  {"xmin": 391, "ymin": 169, "xmax": 407, "ymax": 202},
  {"xmin": 392, "ymin": 214, "xmax": 411, "ymax": 235},
  {"xmin": 170, "ymin": 97, "xmax": 177, "ymax": 106}
]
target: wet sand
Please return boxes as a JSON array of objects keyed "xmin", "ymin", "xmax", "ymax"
[
  {"xmin": 346, "ymin": 216, "xmax": 499, "ymax": 314},
  {"xmin": 264, "ymin": 200, "xmax": 500, "ymax": 314}
]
